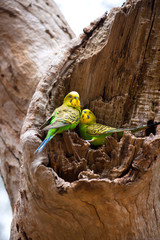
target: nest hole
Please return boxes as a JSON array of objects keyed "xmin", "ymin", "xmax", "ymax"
[
  {"xmin": 146, "ymin": 120, "xmax": 156, "ymax": 136},
  {"xmin": 46, "ymin": 128, "xmax": 151, "ymax": 182}
]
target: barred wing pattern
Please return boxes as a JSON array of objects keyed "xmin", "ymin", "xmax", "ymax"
[
  {"xmin": 86, "ymin": 123, "xmax": 116, "ymax": 136},
  {"xmin": 43, "ymin": 106, "xmax": 80, "ymax": 131},
  {"xmin": 86, "ymin": 124, "xmax": 150, "ymax": 136}
]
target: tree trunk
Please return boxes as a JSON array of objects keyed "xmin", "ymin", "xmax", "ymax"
[
  {"xmin": 0, "ymin": 0, "xmax": 75, "ymax": 209},
  {"xmin": 1, "ymin": 0, "xmax": 160, "ymax": 239}
]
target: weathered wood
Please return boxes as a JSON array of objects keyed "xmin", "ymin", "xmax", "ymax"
[
  {"xmin": 2, "ymin": 0, "xmax": 160, "ymax": 239},
  {"xmin": 0, "ymin": 0, "xmax": 75, "ymax": 208}
]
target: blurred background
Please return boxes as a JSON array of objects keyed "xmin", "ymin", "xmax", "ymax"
[
  {"xmin": 54, "ymin": 0, "xmax": 124, "ymax": 36},
  {"xmin": 0, "ymin": 0, "xmax": 124, "ymax": 239},
  {"xmin": 0, "ymin": 176, "xmax": 12, "ymax": 240}
]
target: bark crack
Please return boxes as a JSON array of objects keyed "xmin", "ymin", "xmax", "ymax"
[
  {"xmin": 15, "ymin": 0, "xmax": 32, "ymax": 11},
  {"xmin": 69, "ymin": 212, "xmax": 86, "ymax": 240},
  {"xmin": 21, "ymin": 228, "xmax": 29, "ymax": 240},
  {"xmin": 58, "ymin": 208, "xmax": 86, "ymax": 238},
  {"xmin": 0, "ymin": 135, "xmax": 20, "ymax": 162},
  {"xmin": 144, "ymin": 12, "xmax": 155, "ymax": 59},
  {"xmin": 31, "ymin": 198, "xmax": 86, "ymax": 239},
  {"xmin": 54, "ymin": 207, "xmax": 86, "ymax": 240},
  {"xmin": 151, "ymin": 0, "xmax": 156, "ymax": 17},
  {"xmin": 81, "ymin": 200, "xmax": 105, "ymax": 230},
  {"xmin": 0, "ymin": 80, "xmax": 26, "ymax": 115},
  {"xmin": 0, "ymin": 7, "xmax": 17, "ymax": 17}
]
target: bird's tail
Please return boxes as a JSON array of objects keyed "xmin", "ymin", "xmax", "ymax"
[
  {"xmin": 106, "ymin": 121, "xmax": 160, "ymax": 136},
  {"xmin": 130, "ymin": 121, "xmax": 160, "ymax": 134},
  {"xmin": 34, "ymin": 135, "xmax": 53, "ymax": 154}
]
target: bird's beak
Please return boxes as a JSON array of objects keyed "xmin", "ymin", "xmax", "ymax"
[{"xmin": 72, "ymin": 98, "xmax": 80, "ymax": 107}]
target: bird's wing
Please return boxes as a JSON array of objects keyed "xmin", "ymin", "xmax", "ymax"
[
  {"xmin": 86, "ymin": 121, "xmax": 160, "ymax": 136},
  {"xmin": 43, "ymin": 106, "xmax": 80, "ymax": 131},
  {"xmin": 86, "ymin": 123, "xmax": 116, "ymax": 136},
  {"xmin": 40, "ymin": 107, "xmax": 58, "ymax": 130},
  {"xmin": 107, "ymin": 121, "xmax": 160, "ymax": 134},
  {"xmin": 43, "ymin": 121, "xmax": 70, "ymax": 130}
]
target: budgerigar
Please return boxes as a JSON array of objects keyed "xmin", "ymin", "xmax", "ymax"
[
  {"xmin": 35, "ymin": 91, "xmax": 81, "ymax": 154},
  {"xmin": 79, "ymin": 109, "xmax": 160, "ymax": 146}
]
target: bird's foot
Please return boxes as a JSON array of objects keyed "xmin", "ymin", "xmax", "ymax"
[
  {"xmin": 85, "ymin": 140, "xmax": 91, "ymax": 145},
  {"xmin": 85, "ymin": 139, "xmax": 94, "ymax": 146}
]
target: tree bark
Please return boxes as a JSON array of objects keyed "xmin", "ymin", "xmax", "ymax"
[
  {"xmin": 0, "ymin": 0, "xmax": 75, "ymax": 209},
  {"xmin": 1, "ymin": 0, "xmax": 160, "ymax": 239}
]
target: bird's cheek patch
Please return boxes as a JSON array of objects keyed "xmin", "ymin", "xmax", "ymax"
[
  {"xmin": 71, "ymin": 99, "xmax": 80, "ymax": 107},
  {"xmin": 81, "ymin": 115, "xmax": 91, "ymax": 124}
]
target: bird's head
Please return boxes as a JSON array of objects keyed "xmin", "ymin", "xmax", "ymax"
[
  {"xmin": 63, "ymin": 91, "xmax": 81, "ymax": 110},
  {"xmin": 80, "ymin": 109, "xmax": 96, "ymax": 125}
]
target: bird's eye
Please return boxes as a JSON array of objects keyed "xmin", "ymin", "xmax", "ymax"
[
  {"xmin": 89, "ymin": 111, "xmax": 91, "ymax": 114},
  {"xmin": 69, "ymin": 95, "xmax": 72, "ymax": 98}
]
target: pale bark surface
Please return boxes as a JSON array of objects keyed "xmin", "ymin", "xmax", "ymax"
[
  {"xmin": 0, "ymin": 0, "xmax": 75, "ymax": 208},
  {"xmin": 1, "ymin": 0, "xmax": 160, "ymax": 239}
]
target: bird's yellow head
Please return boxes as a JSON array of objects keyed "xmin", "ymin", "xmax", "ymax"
[
  {"xmin": 63, "ymin": 91, "xmax": 81, "ymax": 110},
  {"xmin": 80, "ymin": 109, "xmax": 96, "ymax": 125}
]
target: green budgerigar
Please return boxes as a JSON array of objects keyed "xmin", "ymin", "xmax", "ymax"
[
  {"xmin": 79, "ymin": 109, "xmax": 160, "ymax": 146},
  {"xmin": 35, "ymin": 91, "xmax": 81, "ymax": 154}
]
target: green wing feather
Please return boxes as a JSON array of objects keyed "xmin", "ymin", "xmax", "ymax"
[
  {"xmin": 43, "ymin": 121, "xmax": 70, "ymax": 130},
  {"xmin": 86, "ymin": 123, "xmax": 156, "ymax": 136},
  {"xmin": 86, "ymin": 123, "xmax": 116, "ymax": 136},
  {"xmin": 41, "ymin": 105, "xmax": 80, "ymax": 131},
  {"xmin": 40, "ymin": 108, "xmax": 58, "ymax": 130}
]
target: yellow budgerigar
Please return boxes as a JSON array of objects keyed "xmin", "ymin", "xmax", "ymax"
[
  {"xmin": 79, "ymin": 109, "xmax": 160, "ymax": 146},
  {"xmin": 35, "ymin": 91, "xmax": 81, "ymax": 154}
]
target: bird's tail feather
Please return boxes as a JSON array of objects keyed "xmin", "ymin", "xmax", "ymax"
[
  {"xmin": 106, "ymin": 122, "xmax": 160, "ymax": 136},
  {"xmin": 34, "ymin": 135, "xmax": 53, "ymax": 154},
  {"xmin": 130, "ymin": 121, "xmax": 160, "ymax": 133}
]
